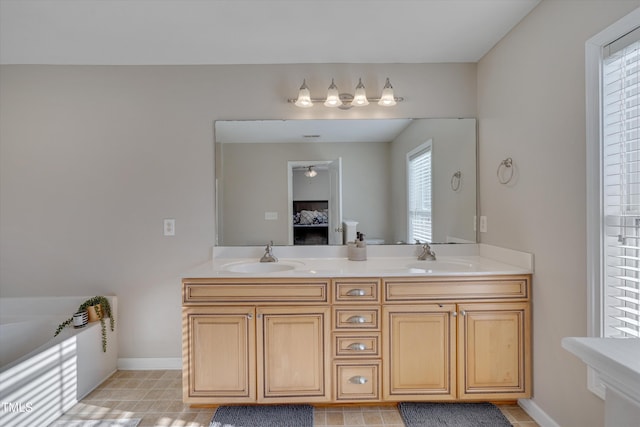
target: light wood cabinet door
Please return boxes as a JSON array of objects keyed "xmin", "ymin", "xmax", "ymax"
[
  {"xmin": 257, "ymin": 306, "xmax": 331, "ymax": 403},
  {"xmin": 183, "ymin": 307, "xmax": 256, "ymax": 403},
  {"xmin": 457, "ymin": 302, "xmax": 531, "ymax": 399},
  {"xmin": 382, "ymin": 304, "xmax": 457, "ymax": 401}
]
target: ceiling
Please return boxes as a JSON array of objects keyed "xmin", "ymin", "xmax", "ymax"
[{"xmin": 0, "ymin": 0, "xmax": 541, "ymax": 65}]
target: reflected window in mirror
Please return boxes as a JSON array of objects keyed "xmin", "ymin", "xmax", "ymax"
[{"xmin": 407, "ymin": 140, "xmax": 433, "ymax": 243}]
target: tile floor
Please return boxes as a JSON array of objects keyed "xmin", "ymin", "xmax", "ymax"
[{"xmin": 53, "ymin": 370, "xmax": 540, "ymax": 427}]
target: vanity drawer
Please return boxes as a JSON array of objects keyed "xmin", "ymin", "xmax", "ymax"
[
  {"xmin": 333, "ymin": 279, "xmax": 381, "ymax": 304},
  {"xmin": 384, "ymin": 276, "xmax": 530, "ymax": 302},
  {"xmin": 183, "ymin": 279, "xmax": 329, "ymax": 304},
  {"xmin": 333, "ymin": 332, "xmax": 381, "ymax": 358},
  {"xmin": 334, "ymin": 361, "xmax": 381, "ymax": 401},
  {"xmin": 333, "ymin": 307, "xmax": 380, "ymax": 330}
]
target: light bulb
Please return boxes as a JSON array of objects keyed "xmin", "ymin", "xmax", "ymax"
[
  {"xmin": 294, "ymin": 79, "xmax": 313, "ymax": 108},
  {"xmin": 352, "ymin": 78, "xmax": 369, "ymax": 106},
  {"xmin": 305, "ymin": 167, "xmax": 317, "ymax": 177},
  {"xmin": 324, "ymin": 79, "xmax": 342, "ymax": 107},
  {"xmin": 378, "ymin": 77, "xmax": 397, "ymax": 106}
]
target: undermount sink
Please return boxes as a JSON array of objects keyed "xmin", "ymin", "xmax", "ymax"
[
  {"xmin": 224, "ymin": 260, "xmax": 304, "ymax": 274},
  {"xmin": 405, "ymin": 260, "xmax": 477, "ymax": 273}
]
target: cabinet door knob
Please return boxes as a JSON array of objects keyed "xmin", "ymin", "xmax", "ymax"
[
  {"xmin": 452, "ymin": 311, "xmax": 457, "ymax": 317},
  {"xmin": 346, "ymin": 289, "xmax": 366, "ymax": 297},
  {"xmin": 461, "ymin": 310, "xmax": 467, "ymax": 316},
  {"xmin": 346, "ymin": 315, "xmax": 367, "ymax": 324},
  {"xmin": 348, "ymin": 376, "xmax": 368, "ymax": 385},
  {"xmin": 247, "ymin": 313, "xmax": 253, "ymax": 319},
  {"xmin": 347, "ymin": 342, "xmax": 368, "ymax": 351}
]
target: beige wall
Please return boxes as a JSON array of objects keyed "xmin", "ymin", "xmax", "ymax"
[
  {"xmin": 0, "ymin": 63, "xmax": 476, "ymax": 359},
  {"xmin": 477, "ymin": 1, "xmax": 640, "ymax": 426}
]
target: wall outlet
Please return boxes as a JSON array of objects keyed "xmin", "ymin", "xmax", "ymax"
[
  {"xmin": 164, "ymin": 218, "xmax": 175, "ymax": 236},
  {"xmin": 479, "ymin": 216, "xmax": 487, "ymax": 233},
  {"xmin": 264, "ymin": 212, "xmax": 278, "ymax": 220}
]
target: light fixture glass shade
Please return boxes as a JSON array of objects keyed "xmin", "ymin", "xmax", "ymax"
[
  {"xmin": 324, "ymin": 79, "xmax": 342, "ymax": 107},
  {"xmin": 378, "ymin": 77, "xmax": 397, "ymax": 106},
  {"xmin": 352, "ymin": 78, "xmax": 369, "ymax": 106},
  {"xmin": 305, "ymin": 166, "xmax": 318, "ymax": 177},
  {"xmin": 294, "ymin": 79, "xmax": 313, "ymax": 108}
]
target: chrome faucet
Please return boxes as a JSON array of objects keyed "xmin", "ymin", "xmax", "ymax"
[
  {"xmin": 416, "ymin": 241, "xmax": 436, "ymax": 261},
  {"xmin": 260, "ymin": 241, "xmax": 278, "ymax": 263}
]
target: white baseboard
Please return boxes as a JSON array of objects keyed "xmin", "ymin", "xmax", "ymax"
[
  {"xmin": 78, "ymin": 368, "xmax": 118, "ymax": 400},
  {"xmin": 117, "ymin": 357, "xmax": 182, "ymax": 370},
  {"xmin": 518, "ymin": 399, "xmax": 561, "ymax": 427}
]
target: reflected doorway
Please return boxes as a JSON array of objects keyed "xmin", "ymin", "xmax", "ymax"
[{"xmin": 287, "ymin": 158, "xmax": 343, "ymax": 245}]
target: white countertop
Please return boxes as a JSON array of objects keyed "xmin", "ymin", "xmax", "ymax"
[
  {"xmin": 562, "ymin": 337, "xmax": 640, "ymax": 406},
  {"xmin": 184, "ymin": 250, "xmax": 532, "ymax": 279}
]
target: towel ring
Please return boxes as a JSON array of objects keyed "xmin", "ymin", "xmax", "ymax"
[
  {"xmin": 451, "ymin": 171, "xmax": 462, "ymax": 191},
  {"xmin": 497, "ymin": 158, "xmax": 514, "ymax": 184}
]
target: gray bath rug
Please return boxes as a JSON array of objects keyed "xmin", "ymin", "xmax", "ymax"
[
  {"xmin": 398, "ymin": 402, "xmax": 512, "ymax": 427},
  {"xmin": 210, "ymin": 404, "xmax": 313, "ymax": 427},
  {"xmin": 48, "ymin": 419, "xmax": 140, "ymax": 427}
]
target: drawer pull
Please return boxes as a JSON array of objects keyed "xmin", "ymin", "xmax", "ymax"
[
  {"xmin": 346, "ymin": 289, "xmax": 367, "ymax": 297},
  {"xmin": 346, "ymin": 315, "xmax": 367, "ymax": 324},
  {"xmin": 348, "ymin": 376, "xmax": 368, "ymax": 385},
  {"xmin": 347, "ymin": 342, "xmax": 368, "ymax": 351}
]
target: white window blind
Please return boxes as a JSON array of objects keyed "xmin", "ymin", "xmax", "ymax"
[
  {"xmin": 602, "ymin": 27, "xmax": 640, "ymax": 339},
  {"xmin": 407, "ymin": 142, "xmax": 432, "ymax": 243}
]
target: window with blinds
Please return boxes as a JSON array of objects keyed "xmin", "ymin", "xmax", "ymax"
[
  {"xmin": 602, "ymin": 28, "xmax": 640, "ymax": 339},
  {"xmin": 407, "ymin": 141, "xmax": 432, "ymax": 243}
]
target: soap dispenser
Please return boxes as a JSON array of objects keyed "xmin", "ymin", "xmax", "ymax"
[{"xmin": 348, "ymin": 232, "xmax": 367, "ymax": 261}]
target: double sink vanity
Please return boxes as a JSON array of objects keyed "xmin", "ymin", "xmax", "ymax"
[{"xmin": 181, "ymin": 244, "xmax": 533, "ymax": 406}]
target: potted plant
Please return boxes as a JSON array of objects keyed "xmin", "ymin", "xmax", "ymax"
[{"xmin": 54, "ymin": 296, "xmax": 115, "ymax": 352}]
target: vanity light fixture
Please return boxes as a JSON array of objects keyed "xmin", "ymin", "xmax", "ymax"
[
  {"xmin": 304, "ymin": 166, "xmax": 318, "ymax": 178},
  {"xmin": 290, "ymin": 77, "xmax": 403, "ymax": 109}
]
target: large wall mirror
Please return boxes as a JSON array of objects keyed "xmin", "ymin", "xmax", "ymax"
[{"xmin": 215, "ymin": 118, "xmax": 477, "ymax": 246}]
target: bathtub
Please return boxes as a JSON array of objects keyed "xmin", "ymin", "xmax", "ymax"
[{"xmin": 0, "ymin": 297, "xmax": 117, "ymax": 427}]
